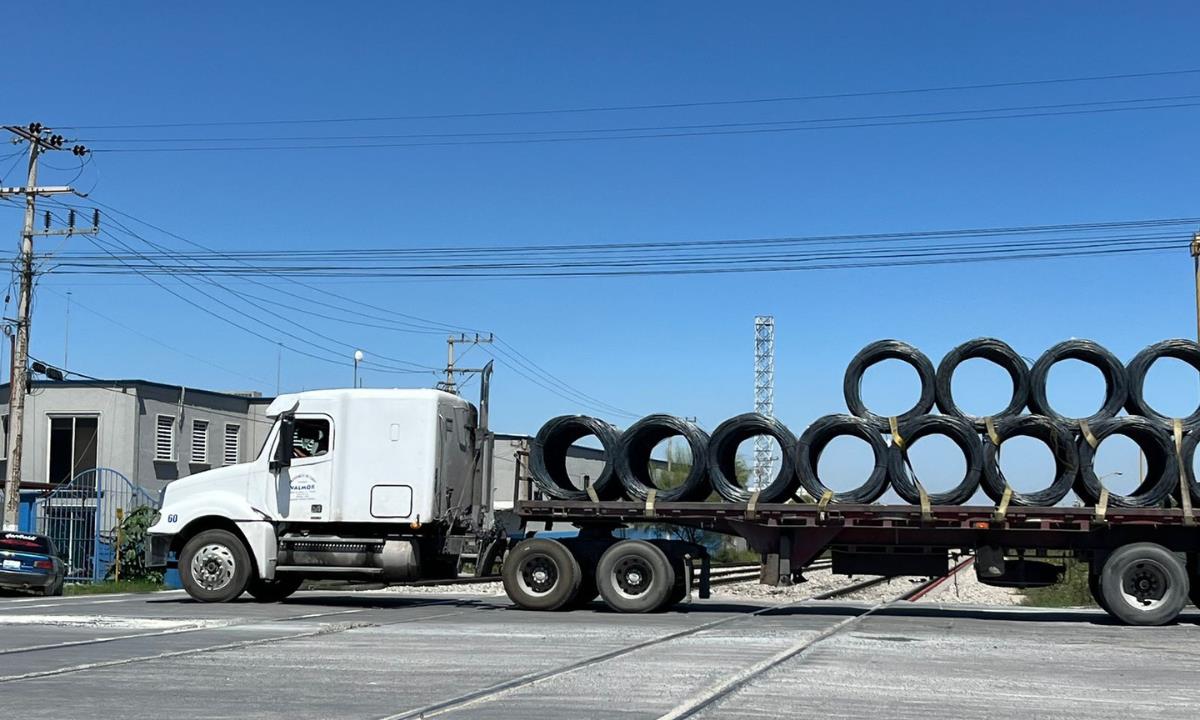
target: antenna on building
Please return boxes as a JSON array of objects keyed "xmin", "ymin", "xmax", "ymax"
[{"xmin": 753, "ymin": 316, "xmax": 775, "ymax": 490}]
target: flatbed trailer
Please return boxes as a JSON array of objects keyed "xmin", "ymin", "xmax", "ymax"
[{"xmin": 500, "ymin": 498, "xmax": 1200, "ymax": 626}]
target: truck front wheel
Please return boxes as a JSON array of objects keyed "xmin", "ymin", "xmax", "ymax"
[
  {"xmin": 502, "ymin": 538, "xmax": 582, "ymax": 611},
  {"xmin": 179, "ymin": 529, "xmax": 252, "ymax": 603}
]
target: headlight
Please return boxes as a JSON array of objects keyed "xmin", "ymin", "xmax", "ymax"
[{"xmin": 149, "ymin": 511, "xmax": 162, "ymax": 526}]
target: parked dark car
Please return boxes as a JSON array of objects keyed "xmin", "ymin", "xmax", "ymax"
[{"xmin": 0, "ymin": 531, "xmax": 65, "ymax": 596}]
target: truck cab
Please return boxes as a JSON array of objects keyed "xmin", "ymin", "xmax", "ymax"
[{"xmin": 147, "ymin": 387, "xmax": 496, "ymax": 602}]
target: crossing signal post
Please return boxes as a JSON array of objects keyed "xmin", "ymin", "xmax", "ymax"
[{"xmin": 0, "ymin": 124, "xmax": 96, "ymax": 530}]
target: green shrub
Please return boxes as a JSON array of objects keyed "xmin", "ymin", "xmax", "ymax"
[
  {"xmin": 1018, "ymin": 558, "xmax": 1096, "ymax": 608},
  {"xmin": 104, "ymin": 505, "xmax": 164, "ymax": 584}
]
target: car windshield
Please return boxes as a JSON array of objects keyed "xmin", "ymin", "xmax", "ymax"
[{"xmin": 0, "ymin": 532, "xmax": 51, "ymax": 554}]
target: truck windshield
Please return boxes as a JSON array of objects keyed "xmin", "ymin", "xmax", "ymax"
[{"xmin": 257, "ymin": 418, "xmax": 279, "ymax": 460}]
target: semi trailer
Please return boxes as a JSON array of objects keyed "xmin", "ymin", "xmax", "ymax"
[{"xmin": 145, "ymin": 364, "xmax": 1200, "ymax": 626}]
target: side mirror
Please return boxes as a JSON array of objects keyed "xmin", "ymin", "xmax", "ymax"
[{"xmin": 270, "ymin": 415, "xmax": 295, "ymax": 472}]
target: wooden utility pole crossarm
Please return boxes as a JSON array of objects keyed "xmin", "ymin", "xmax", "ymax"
[{"xmin": 0, "ymin": 124, "xmax": 93, "ymax": 530}]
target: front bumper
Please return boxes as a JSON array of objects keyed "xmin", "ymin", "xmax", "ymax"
[{"xmin": 145, "ymin": 534, "xmax": 171, "ymax": 569}]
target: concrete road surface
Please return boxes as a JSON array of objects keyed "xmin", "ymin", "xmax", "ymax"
[{"xmin": 0, "ymin": 589, "xmax": 1197, "ymax": 719}]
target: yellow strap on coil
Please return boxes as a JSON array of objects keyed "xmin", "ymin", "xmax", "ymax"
[
  {"xmin": 889, "ymin": 416, "xmax": 905, "ymax": 449},
  {"xmin": 1080, "ymin": 419, "xmax": 1099, "ymax": 449},
  {"xmin": 817, "ymin": 489, "xmax": 834, "ymax": 522},
  {"xmin": 985, "ymin": 417, "xmax": 1011, "ymax": 522},
  {"xmin": 644, "ymin": 488, "xmax": 657, "ymax": 518},
  {"xmin": 585, "ymin": 483, "xmax": 600, "ymax": 503},
  {"xmin": 1094, "ymin": 488, "xmax": 1110, "ymax": 525},
  {"xmin": 890, "ymin": 415, "xmax": 931, "ymax": 522},
  {"xmin": 746, "ymin": 489, "xmax": 760, "ymax": 519},
  {"xmin": 985, "ymin": 416, "xmax": 1001, "ymax": 446},
  {"xmin": 1173, "ymin": 419, "xmax": 1195, "ymax": 527},
  {"xmin": 993, "ymin": 486, "xmax": 1012, "ymax": 524}
]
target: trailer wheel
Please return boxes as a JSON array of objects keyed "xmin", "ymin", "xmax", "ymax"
[
  {"xmin": 247, "ymin": 575, "xmax": 303, "ymax": 602},
  {"xmin": 596, "ymin": 540, "xmax": 676, "ymax": 613},
  {"xmin": 502, "ymin": 538, "xmax": 581, "ymax": 611},
  {"xmin": 179, "ymin": 529, "xmax": 252, "ymax": 603},
  {"xmin": 1099, "ymin": 542, "xmax": 1189, "ymax": 626}
]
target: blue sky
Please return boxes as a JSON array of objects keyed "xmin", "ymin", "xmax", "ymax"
[{"xmin": 2, "ymin": 2, "xmax": 1199, "ymax": 492}]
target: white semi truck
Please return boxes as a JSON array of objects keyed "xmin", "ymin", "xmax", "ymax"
[
  {"xmin": 147, "ymin": 367, "xmax": 1200, "ymax": 624},
  {"xmin": 146, "ymin": 381, "xmax": 504, "ymax": 602}
]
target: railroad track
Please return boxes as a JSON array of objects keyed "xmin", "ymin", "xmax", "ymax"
[
  {"xmin": 0, "ymin": 557, "xmax": 974, "ymax": 710},
  {"xmin": 374, "ymin": 559, "xmax": 975, "ymax": 720}
]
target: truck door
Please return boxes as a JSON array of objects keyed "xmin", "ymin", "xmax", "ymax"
[{"xmin": 275, "ymin": 415, "xmax": 334, "ymax": 521}]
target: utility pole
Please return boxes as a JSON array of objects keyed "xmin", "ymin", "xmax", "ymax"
[
  {"xmin": 0, "ymin": 124, "xmax": 92, "ymax": 530},
  {"xmin": 439, "ymin": 333, "xmax": 494, "ymax": 394}
]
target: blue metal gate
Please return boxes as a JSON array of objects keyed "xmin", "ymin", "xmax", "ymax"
[{"xmin": 36, "ymin": 468, "xmax": 158, "ymax": 581}]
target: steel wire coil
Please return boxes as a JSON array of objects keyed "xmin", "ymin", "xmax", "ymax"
[
  {"xmin": 1028, "ymin": 339, "xmax": 1128, "ymax": 425},
  {"xmin": 980, "ymin": 414, "xmax": 1078, "ymax": 506},
  {"xmin": 707, "ymin": 413, "xmax": 797, "ymax": 503},
  {"xmin": 843, "ymin": 339, "xmax": 937, "ymax": 429},
  {"xmin": 1075, "ymin": 416, "xmax": 1177, "ymax": 508},
  {"xmin": 1124, "ymin": 338, "xmax": 1200, "ymax": 429},
  {"xmin": 935, "ymin": 337, "xmax": 1029, "ymax": 429},
  {"xmin": 615, "ymin": 414, "xmax": 712, "ymax": 502},
  {"xmin": 1178, "ymin": 428, "xmax": 1200, "ymax": 504},
  {"xmin": 794, "ymin": 414, "xmax": 890, "ymax": 504},
  {"xmin": 530, "ymin": 415, "xmax": 623, "ymax": 501},
  {"xmin": 887, "ymin": 414, "xmax": 983, "ymax": 506}
]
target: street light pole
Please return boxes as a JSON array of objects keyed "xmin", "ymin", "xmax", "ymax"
[
  {"xmin": 1192, "ymin": 232, "xmax": 1200, "ymax": 342},
  {"xmin": 353, "ymin": 350, "xmax": 363, "ymax": 388}
]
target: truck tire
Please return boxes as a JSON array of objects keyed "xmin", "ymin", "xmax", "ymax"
[
  {"xmin": 596, "ymin": 540, "xmax": 676, "ymax": 613},
  {"xmin": 179, "ymin": 529, "xmax": 252, "ymax": 603},
  {"xmin": 502, "ymin": 538, "xmax": 581, "ymax": 611},
  {"xmin": 1099, "ymin": 542, "xmax": 1189, "ymax": 626},
  {"xmin": 247, "ymin": 575, "xmax": 303, "ymax": 602}
]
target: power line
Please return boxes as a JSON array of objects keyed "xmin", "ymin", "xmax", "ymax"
[
  {"xmin": 67, "ymin": 198, "xmax": 633, "ymax": 414},
  {"xmin": 73, "ymin": 221, "xmax": 433, "ymax": 377},
  {"xmin": 92, "ymin": 212, "xmax": 438, "ymax": 372},
  {"xmin": 42, "ymin": 287, "xmax": 274, "ymax": 387},
  {"xmin": 72, "ymin": 93, "xmax": 1200, "ymax": 145},
  {"xmin": 46, "ymin": 198, "xmax": 631, "ymax": 416},
  {"xmin": 86, "ymin": 100, "xmax": 1200, "ymax": 153},
  {"xmin": 51, "ymin": 66, "xmax": 1200, "ymax": 130}
]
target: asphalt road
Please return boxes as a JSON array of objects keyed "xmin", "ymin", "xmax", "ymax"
[{"xmin": 1, "ymin": 588, "xmax": 1198, "ymax": 719}]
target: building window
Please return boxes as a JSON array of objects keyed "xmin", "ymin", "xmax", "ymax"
[
  {"xmin": 155, "ymin": 414, "xmax": 175, "ymax": 461},
  {"xmin": 191, "ymin": 419, "xmax": 209, "ymax": 464},
  {"xmin": 224, "ymin": 424, "xmax": 241, "ymax": 465},
  {"xmin": 48, "ymin": 415, "xmax": 99, "ymax": 484},
  {"xmin": 0, "ymin": 414, "xmax": 7, "ymax": 460}
]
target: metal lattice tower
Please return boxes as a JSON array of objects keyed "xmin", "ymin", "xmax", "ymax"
[{"xmin": 753, "ymin": 316, "xmax": 776, "ymax": 489}]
